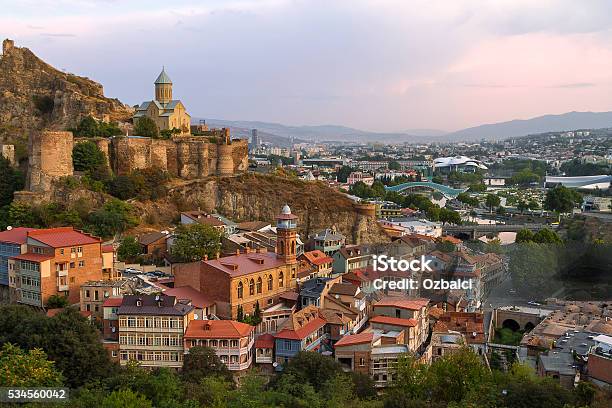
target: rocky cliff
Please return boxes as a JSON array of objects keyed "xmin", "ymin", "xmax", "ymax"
[
  {"xmin": 138, "ymin": 173, "xmax": 389, "ymax": 244},
  {"xmin": 0, "ymin": 39, "xmax": 132, "ymax": 156}
]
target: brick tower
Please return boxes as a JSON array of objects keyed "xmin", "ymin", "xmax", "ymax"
[{"xmin": 276, "ymin": 204, "xmax": 298, "ymax": 265}]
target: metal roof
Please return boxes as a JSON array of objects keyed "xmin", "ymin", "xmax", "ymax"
[{"xmin": 155, "ymin": 68, "xmax": 172, "ymax": 84}]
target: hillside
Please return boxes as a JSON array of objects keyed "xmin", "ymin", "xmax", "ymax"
[
  {"xmin": 438, "ymin": 111, "xmax": 612, "ymax": 142},
  {"xmin": 0, "ymin": 39, "xmax": 132, "ymax": 158}
]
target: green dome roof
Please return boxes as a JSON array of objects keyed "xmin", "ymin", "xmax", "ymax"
[{"xmin": 154, "ymin": 68, "xmax": 172, "ymax": 84}]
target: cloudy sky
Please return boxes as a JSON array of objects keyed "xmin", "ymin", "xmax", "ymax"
[{"xmin": 3, "ymin": 0, "xmax": 612, "ymax": 132}]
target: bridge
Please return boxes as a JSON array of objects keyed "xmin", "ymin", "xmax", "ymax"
[
  {"xmin": 442, "ymin": 223, "xmax": 547, "ymax": 239},
  {"xmin": 385, "ymin": 181, "xmax": 468, "ymax": 199}
]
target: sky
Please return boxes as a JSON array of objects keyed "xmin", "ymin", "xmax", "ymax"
[{"xmin": 2, "ymin": 0, "xmax": 612, "ymax": 133}]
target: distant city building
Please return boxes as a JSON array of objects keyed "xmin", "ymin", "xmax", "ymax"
[
  {"xmin": 545, "ymin": 175, "xmax": 611, "ymax": 190},
  {"xmin": 353, "ymin": 161, "xmax": 389, "ymax": 172},
  {"xmin": 249, "ymin": 129, "xmax": 261, "ymax": 151},
  {"xmin": 347, "ymin": 171, "xmax": 374, "ymax": 186},
  {"xmin": 434, "ymin": 156, "xmax": 487, "ymax": 172},
  {"xmin": 483, "ymin": 177, "xmax": 506, "ymax": 186}
]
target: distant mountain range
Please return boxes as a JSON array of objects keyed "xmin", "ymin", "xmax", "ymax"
[{"xmin": 200, "ymin": 111, "xmax": 612, "ymax": 145}]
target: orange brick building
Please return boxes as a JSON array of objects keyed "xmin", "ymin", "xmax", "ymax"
[
  {"xmin": 174, "ymin": 205, "xmax": 299, "ymax": 319},
  {"xmin": 8, "ymin": 227, "xmax": 104, "ymax": 307}
]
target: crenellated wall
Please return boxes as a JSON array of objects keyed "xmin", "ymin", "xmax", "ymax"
[{"xmin": 26, "ymin": 129, "xmax": 247, "ymax": 194}]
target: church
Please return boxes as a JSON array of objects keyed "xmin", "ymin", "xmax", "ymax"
[
  {"xmin": 133, "ymin": 68, "xmax": 191, "ymax": 135},
  {"xmin": 173, "ymin": 205, "xmax": 300, "ymax": 319}
]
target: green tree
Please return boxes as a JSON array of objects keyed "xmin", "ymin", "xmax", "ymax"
[
  {"xmin": 426, "ymin": 206, "xmax": 440, "ymax": 222},
  {"xmin": 87, "ymin": 199, "xmax": 138, "ymax": 238},
  {"xmin": 532, "ymin": 228, "xmax": 562, "ymax": 244},
  {"xmin": 134, "ymin": 117, "xmax": 160, "ymax": 138},
  {"xmin": 545, "ymin": 186, "xmax": 581, "ymax": 215},
  {"xmin": 388, "ymin": 161, "xmax": 401, "ymax": 170},
  {"xmin": 0, "ymin": 343, "xmax": 63, "ymax": 386},
  {"xmin": 0, "ymin": 157, "xmax": 24, "ymax": 208},
  {"xmin": 171, "ymin": 223, "xmax": 222, "ymax": 262},
  {"xmin": 182, "ymin": 346, "xmax": 231, "ymax": 383},
  {"xmin": 436, "ymin": 240, "xmax": 456, "ymax": 253},
  {"xmin": 7, "ymin": 202, "xmax": 38, "ymax": 227},
  {"xmin": 371, "ymin": 180, "xmax": 386, "ymax": 198},
  {"xmin": 279, "ymin": 351, "xmax": 344, "ymax": 392},
  {"xmin": 439, "ymin": 208, "xmax": 461, "ymax": 225},
  {"xmin": 101, "ymin": 389, "xmax": 152, "ymax": 408},
  {"xmin": 336, "ymin": 166, "xmax": 354, "ymax": 183},
  {"xmin": 117, "ymin": 236, "xmax": 141, "ymax": 262},
  {"xmin": 485, "ymin": 194, "xmax": 501, "ymax": 213},
  {"xmin": 72, "ymin": 141, "xmax": 107, "ymax": 172},
  {"xmin": 46, "ymin": 294, "xmax": 69, "ymax": 309},
  {"xmin": 515, "ymin": 229, "xmax": 534, "ymax": 243},
  {"xmin": 0, "ymin": 305, "xmax": 113, "ymax": 388},
  {"xmin": 516, "ymin": 200, "xmax": 528, "ymax": 214},
  {"xmin": 73, "ymin": 116, "xmax": 99, "ymax": 137},
  {"xmin": 457, "ymin": 192, "xmax": 478, "ymax": 207},
  {"xmin": 528, "ymin": 199, "xmax": 540, "ymax": 211},
  {"xmin": 108, "ymin": 174, "xmax": 145, "ymax": 200}
]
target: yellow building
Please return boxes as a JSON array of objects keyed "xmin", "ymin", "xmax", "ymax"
[{"xmin": 133, "ymin": 68, "xmax": 191, "ymax": 135}]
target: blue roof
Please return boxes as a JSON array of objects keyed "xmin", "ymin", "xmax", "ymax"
[{"xmin": 155, "ymin": 68, "xmax": 172, "ymax": 84}]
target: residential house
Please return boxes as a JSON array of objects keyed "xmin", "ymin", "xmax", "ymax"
[
  {"xmin": 254, "ymin": 333, "xmax": 275, "ymax": 365},
  {"xmin": 80, "ymin": 279, "xmax": 132, "ymax": 320},
  {"xmin": 312, "ymin": 228, "xmax": 345, "ymax": 256},
  {"xmin": 117, "ymin": 294, "xmax": 194, "ymax": 368},
  {"xmin": 138, "ymin": 231, "xmax": 170, "ymax": 258},
  {"xmin": 299, "ymin": 250, "xmax": 333, "ymax": 277},
  {"xmin": 181, "ymin": 211, "xmax": 237, "ymax": 235},
  {"xmin": 371, "ymin": 297, "xmax": 429, "ymax": 353},
  {"xmin": 184, "ymin": 320, "xmax": 254, "ymax": 371},
  {"xmin": 8, "ymin": 227, "xmax": 104, "ymax": 306},
  {"xmin": 434, "ymin": 312, "xmax": 487, "ymax": 356},
  {"xmin": 274, "ymin": 305, "xmax": 330, "ymax": 370},
  {"xmin": 0, "ymin": 227, "xmax": 35, "ymax": 300},
  {"xmin": 332, "ymin": 245, "xmax": 372, "ymax": 274}
]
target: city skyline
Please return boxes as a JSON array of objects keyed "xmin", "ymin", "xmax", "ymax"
[{"xmin": 3, "ymin": 0, "xmax": 612, "ymax": 133}]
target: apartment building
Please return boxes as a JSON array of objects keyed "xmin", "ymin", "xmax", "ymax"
[
  {"xmin": 8, "ymin": 227, "xmax": 104, "ymax": 307},
  {"xmin": 334, "ymin": 331, "xmax": 409, "ymax": 388},
  {"xmin": 117, "ymin": 294, "xmax": 194, "ymax": 368},
  {"xmin": 184, "ymin": 320, "xmax": 254, "ymax": 371},
  {"xmin": 332, "ymin": 245, "xmax": 372, "ymax": 274},
  {"xmin": 0, "ymin": 227, "xmax": 35, "ymax": 301},
  {"xmin": 80, "ymin": 279, "xmax": 132, "ymax": 320},
  {"xmin": 371, "ymin": 297, "xmax": 429, "ymax": 353}
]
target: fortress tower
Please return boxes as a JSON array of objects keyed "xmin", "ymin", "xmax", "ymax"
[
  {"xmin": 276, "ymin": 204, "xmax": 298, "ymax": 265},
  {"xmin": 154, "ymin": 67, "xmax": 172, "ymax": 104},
  {"xmin": 27, "ymin": 131, "xmax": 73, "ymax": 192}
]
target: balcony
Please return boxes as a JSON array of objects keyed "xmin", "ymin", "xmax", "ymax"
[
  {"xmin": 58, "ymin": 284, "xmax": 69, "ymax": 291},
  {"xmin": 224, "ymin": 358, "xmax": 252, "ymax": 371},
  {"xmin": 57, "ymin": 269, "xmax": 68, "ymax": 277}
]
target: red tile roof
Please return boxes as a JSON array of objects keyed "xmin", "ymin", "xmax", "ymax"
[
  {"xmin": 374, "ymin": 297, "xmax": 429, "ymax": 311},
  {"xmin": 275, "ymin": 317, "xmax": 326, "ymax": 340},
  {"xmin": 101, "ymin": 245, "xmax": 114, "ymax": 253},
  {"xmin": 334, "ymin": 331, "xmax": 374, "ymax": 347},
  {"xmin": 103, "ymin": 297, "xmax": 123, "ymax": 307},
  {"xmin": 11, "ymin": 253, "xmax": 53, "ymax": 262},
  {"xmin": 185, "ymin": 320, "xmax": 253, "ymax": 339},
  {"xmin": 370, "ymin": 315, "xmax": 417, "ymax": 327},
  {"xmin": 203, "ymin": 252, "xmax": 287, "ymax": 278},
  {"xmin": 255, "ymin": 333, "xmax": 275, "ymax": 348},
  {"xmin": 28, "ymin": 227, "xmax": 100, "ymax": 248},
  {"xmin": 0, "ymin": 227, "xmax": 36, "ymax": 244},
  {"xmin": 302, "ymin": 250, "xmax": 333, "ymax": 266},
  {"xmin": 163, "ymin": 286, "xmax": 214, "ymax": 308}
]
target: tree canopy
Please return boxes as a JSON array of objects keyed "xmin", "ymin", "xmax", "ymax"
[
  {"xmin": 171, "ymin": 223, "xmax": 222, "ymax": 262},
  {"xmin": 134, "ymin": 117, "xmax": 160, "ymax": 138}
]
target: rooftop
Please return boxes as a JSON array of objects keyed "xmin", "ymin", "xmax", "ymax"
[
  {"xmin": 334, "ymin": 331, "xmax": 374, "ymax": 347},
  {"xmin": 370, "ymin": 315, "xmax": 417, "ymax": 327},
  {"xmin": 117, "ymin": 294, "xmax": 193, "ymax": 316},
  {"xmin": 374, "ymin": 297, "xmax": 429, "ymax": 311},
  {"xmin": 203, "ymin": 252, "xmax": 287, "ymax": 278},
  {"xmin": 0, "ymin": 227, "xmax": 36, "ymax": 245},
  {"xmin": 185, "ymin": 320, "xmax": 253, "ymax": 339},
  {"xmin": 28, "ymin": 227, "xmax": 100, "ymax": 248},
  {"xmin": 163, "ymin": 286, "xmax": 214, "ymax": 309}
]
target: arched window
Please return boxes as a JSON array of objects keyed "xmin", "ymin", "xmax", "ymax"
[
  {"xmin": 278, "ymin": 240, "xmax": 284, "ymax": 255},
  {"xmin": 249, "ymin": 279, "xmax": 255, "ymax": 296},
  {"xmin": 291, "ymin": 241, "xmax": 296, "ymax": 255},
  {"xmin": 278, "ymin": 271, "xmax": 284, "ymax": 288},
  {"xmin": 237, "ymin": 282, "xmax": 243, "ymax": 299},
  {"xmin": 268, "ymin": 275, "xmax": 273, "ymax": 290},
  {"xmin": 256, "ymin": 277, "xmax": 262, "ymax": 294}
]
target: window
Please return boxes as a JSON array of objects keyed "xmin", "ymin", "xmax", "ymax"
[
  {"xmin": 60, "ymin": 249, "xmax": 64, "ymax": 255},
  {"xmin": 359, "ymin": 357, "xmax": 365, "ymax": 366},
  {"xmin": 256, "ymin": 277, "xmax": 262, "ymax": 294},
  {"xmin": 85, "ymin": 289, "xmax": 90, "ymax": 298},
  {"xmin": 77, "ymin": 247, "xmax": 83, "ymax": 253},
  {"xmin": 278, "ymin": 272, "xmax": 284, "ymax": 288},
  {"xmin": 249, "ymin": 279, "xmax": 254, "ymax": 296},
  {"xmin": 70, "ymin": 262, "xmax": 75, "ymax": 268},
  {"xmin": 268, "ymin": 275, "xmax": 273, "ymax": 290},
  {"xmin": 395, "ymin": 309, "xmax": 401, "ymax": 318},
  {"xmin": 237, "ymin": 282, "xmax": 243, "ymax": 299},
  {"xmin": 70, "ymin": 277, "xmax": 75, "ymax": 283},
  {"xmin": 78, "ymin": 260, "xmax": 84, "ymax": 267},
  {"xmin": 94, "ymin": 290, "xmax": 99, "ymax": 300}
]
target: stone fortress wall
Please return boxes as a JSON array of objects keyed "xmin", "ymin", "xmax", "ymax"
[{"xmin": 26, "ymin": 128, "xmax": 248, "ymax": 193}]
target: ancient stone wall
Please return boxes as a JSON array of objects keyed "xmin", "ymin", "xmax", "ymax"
[
  {"xmin": 28, "ymin": 130, "xmax": 73, "ymax": 192},
  {"xmin": 107, "ymin": 134, "xmax": 246, "ymax": 179}
]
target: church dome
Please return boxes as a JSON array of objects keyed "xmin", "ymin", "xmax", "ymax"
[
  {"xmin": 281, "ymin": 204, "xmax": 291, "ymax": 215},
  {"xmin": 155, "ymin": 68, "xmax": 172, "ymax": 84}
]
